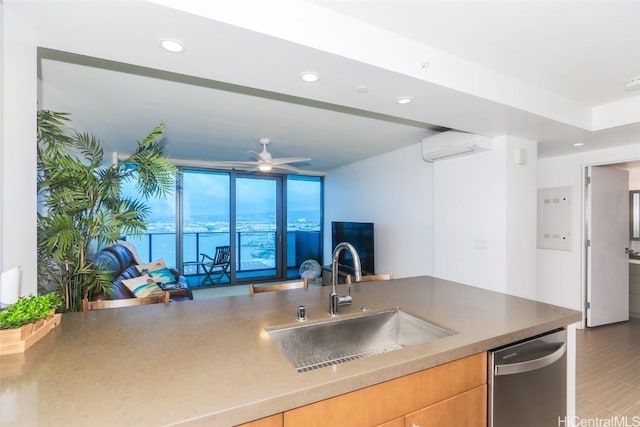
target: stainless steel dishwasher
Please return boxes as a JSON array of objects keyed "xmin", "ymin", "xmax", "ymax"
[{"xmin": 488, "ymin": 328, "xmax": 567, "ymax": 427}]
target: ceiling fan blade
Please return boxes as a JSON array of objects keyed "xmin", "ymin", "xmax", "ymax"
[
  {"xmin": 271, "ymin": 164, "xmax": 304, "ymax": 174},
  {"xmin": 270, "ymin": 157, "xmax": 311, "ymax": 165},
  {"xmin": 169, "ymin": 158, "xmax": 260, "ymax": 169},
  {"xmin": 214, "ymin": 160, "xmax": 260, "ymax": 166}
]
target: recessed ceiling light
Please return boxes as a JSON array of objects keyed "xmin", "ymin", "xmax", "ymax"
[
  {"xmin": 355, "ymin": 85, "xmax": 369, "ymax": 93},
  {"xmin": 396, "ymin": 96, "xmax": 413, "ymax": 105},
  {"xmin": 300, "ymin": 72, "xmax": 319, "ymax": 83},
  {"xmin": 573, "ymin": 142, "xmax": 585, "ymax": 147},
  {"xmin": 160, "ymin": 39, "xmax": 185, "ymax": 53}
]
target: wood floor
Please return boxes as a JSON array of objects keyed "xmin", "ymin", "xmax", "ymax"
[{"xmin": 576, "ymin": 318, "xmax": 640, "ymax": 418}]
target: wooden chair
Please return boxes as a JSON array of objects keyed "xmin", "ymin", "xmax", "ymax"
[
  {"xmin": 81, "ymin": 291, "xmax": 170, "ymax": 311},
  {"xmin": 346, "ymin": 273, "xmax": 393, "ymax": 284},
  {"xmin": 248, "ymin": 279, "xmax": 309, "ymax": 296},
  {"xmin": 200, "ymin": 245, "xmax": 231, "ymax": 285}
]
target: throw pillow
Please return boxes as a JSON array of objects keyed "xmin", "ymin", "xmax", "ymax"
[
  {"xmin": 135, "ymin": 258, "xmax": 167, "ymax": 274},
  {"xmin": 122, "ymin": 275, "xmax": 164, "ymax": 298},
  {"xmin": 148, "ymin": 267, "xmax": 176, "ymax": 285}
]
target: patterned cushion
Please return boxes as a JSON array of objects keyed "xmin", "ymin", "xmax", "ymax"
[
  {"xmin": 121, "ymin": 275, "xmax": 163, "ymax": 298},
  {"xmin": 148, "ymin": 267, "xmax": 176, "ymax": 284},
  {"xmin": 103, "ymin": 265, "xmax": 140, "ymax": 299},
  {"xmin": 135, "ymin": 259, "xmax": 167, "ymax": 274}
]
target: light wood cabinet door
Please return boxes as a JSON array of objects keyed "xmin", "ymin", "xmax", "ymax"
[
  {"xmin": 377, "ymin": 417, "xmax": 404, "ymax": 427},
  {"xmin": 405, "ymin": 385, "xmax": 487, "ymax": 427},
  {"xmin": 284, "ymin": 353, "xmax": 486, "ymax": 427},
  {"xmin": 236, "ymin": 413, "xmax": 283, "ymax": 427}
]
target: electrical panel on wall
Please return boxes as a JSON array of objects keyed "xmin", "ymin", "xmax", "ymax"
[{"xmin": 537, "ymin": 187, "xmax": 571, "ymax": 251}]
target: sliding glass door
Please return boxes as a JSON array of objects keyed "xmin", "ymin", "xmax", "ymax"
[
  {"xmin": 235, "ymin": 175, "xmax": 282, "ymax": 281},
  {"xmin": 286, "ymin": 176, "xmax": 322, "ymax": 278},
  {"xmin": 123, "ymin": 167, "xmax": 321, "ymax": 287},
  {"xmin": 181, "ymin": 170, "xmax": 231, "ymax": 284}
]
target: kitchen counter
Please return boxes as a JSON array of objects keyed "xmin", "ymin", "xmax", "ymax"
[{"xmin": 0, "ymin": 276, "xmax": 581, "ymax": 426}]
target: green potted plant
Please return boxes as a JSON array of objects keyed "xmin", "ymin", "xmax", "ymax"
[
  {"xmin": 37, "ymin": 110, "xmax": 178, "ymax": 312},
  {"xmin": 0, "ymin": 292, "xmax": 63, "ymax": 355}
]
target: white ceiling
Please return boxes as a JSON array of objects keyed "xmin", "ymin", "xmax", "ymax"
[
  {"xmin": 20, "ymin": 0, "xmax": 640, "ymax": 172},
  {"xmin": 316, "ymin": 0, "xmax": 640, "ymax": 106},
  {"xmin": 40, "ymin": 56, "xmax": 438, "ymax": 172}
]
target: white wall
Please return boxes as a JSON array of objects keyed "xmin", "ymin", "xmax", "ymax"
[
  {"xmin": 324, "ymin": 143, "xmax": 434, "ymax": 278},
  {"xmin": 505, "ymin": 137, "xmax": 538, "ymax": 299},
  {"xmin": 537, "ymin": 143, "xmax": 640, "ymax": 313},
  {"xmin": 1, "ymin": 5, "xmax": 38, "ymax": 296},
  {"xmin": 326, "ymin": 134, "xmax": 539, "ymax": 299},
  {"xmin": 433, "ymin": 141, "xmax": 507, "ymax": 293},
  {"xmin": 630, "ymin": 167, "xmax": 640, "ymax": 190},
  {"xmin": 432, "ymin": 136, "xmax": 538, "ymax": 299}
]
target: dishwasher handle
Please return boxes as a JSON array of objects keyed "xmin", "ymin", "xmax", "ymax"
[{"xmin": 494, "ymin": 342, "xmax": 566, "ymax": 376}]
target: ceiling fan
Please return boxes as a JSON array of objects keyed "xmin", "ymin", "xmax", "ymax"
[{"xmin": 222, "ymin": 138, "xmax": 311, "ymax": 173}]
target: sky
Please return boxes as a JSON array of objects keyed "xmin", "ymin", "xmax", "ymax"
[{"xmin": 121, "ymin": 170, "xmax": 321, "ymax": 223}]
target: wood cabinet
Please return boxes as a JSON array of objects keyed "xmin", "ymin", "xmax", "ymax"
[
  {"xmin": 237, "ymin": 353, "xmax": 487, "ymax": 427},
  {"xmin": 405, "ymin": 384, "xmax": 486, "ymax": 427},
  {"xmin": 283, "ymin": 353, "xmax": 486, "ymax": 427},
  {"xmin": 376, "ymin": 417, "xmax": 405, "ymax": 427},
  {"xmin": 236, "ymin": 413, "xmax": 283, "ymax": 427}
]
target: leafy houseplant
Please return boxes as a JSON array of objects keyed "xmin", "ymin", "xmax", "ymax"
[
  {"xmin": 0, "ymin": 292, "xmax": 64, "ymax": 356},
  {"xmin": 0, "ymin": 292, "xmax": 62, "ymax": 330},
  {"xmin": 37, "ymin": 110, "xmax": 178, "ymax": 311}
]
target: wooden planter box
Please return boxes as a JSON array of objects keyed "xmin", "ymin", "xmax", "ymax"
[{"xmin": 0, "ymin": 313, "xmax": 62, "ymax": 356}]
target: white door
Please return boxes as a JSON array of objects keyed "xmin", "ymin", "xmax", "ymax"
[{"xmin": 586, "ymin": 166, "xmax": 629, "ymax": 327}]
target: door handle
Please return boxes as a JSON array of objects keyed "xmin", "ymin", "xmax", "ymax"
[{"xmin": 495, "ymin": 342, "xmax": 566, "ymax": 376}]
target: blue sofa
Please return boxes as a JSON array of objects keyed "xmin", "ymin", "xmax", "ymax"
[{"xmin": 89, "ymin": 242, "xmax": 192, "ymax": 302}]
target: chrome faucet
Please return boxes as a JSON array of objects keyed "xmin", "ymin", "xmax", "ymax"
[{"xmin": 330, "ymin": 242, "xmax": 362, "ymax": 316}]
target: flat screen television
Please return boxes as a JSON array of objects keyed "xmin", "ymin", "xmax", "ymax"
[{"xmin": 331, "ymin": 221, "xmax": 375, "ymax": 275}]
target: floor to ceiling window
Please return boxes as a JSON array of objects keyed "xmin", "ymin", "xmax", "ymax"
[
  {"xmin": 122, "ymin": 168, "xmax": 322, "ymax": 288},
  {"xmin": 181, "ymin": 170, "xmax": 231, "ymax": 283},
  {"xmin": 235, "ymin": 175, "xmax": 281, "ymax": 282},
  {"xmin": 120, "ymin": 173, "xmax": 178, "ymax": 268},
  {"xmin": 286, "ymin": 176, "xmax": 322, "ymax": 279}
]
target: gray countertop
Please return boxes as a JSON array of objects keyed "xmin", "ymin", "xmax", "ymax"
[{"xmin": 0, "ymin": 276, "xmax": 581, "ymax": 427}]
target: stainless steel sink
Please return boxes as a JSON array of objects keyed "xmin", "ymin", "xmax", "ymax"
[{"xmin": 266, "ymin": 308, "xmax": 454, "ymax": 373}]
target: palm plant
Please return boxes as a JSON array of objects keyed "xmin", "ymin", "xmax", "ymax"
[{"xmin": 37, "ymin": 110, "xmax": 177, "ymax": 311}]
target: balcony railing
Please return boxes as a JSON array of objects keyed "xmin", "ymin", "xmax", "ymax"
[{"xmin": 124, "ymin": 230, "xmax": 321, "ymax": 277}]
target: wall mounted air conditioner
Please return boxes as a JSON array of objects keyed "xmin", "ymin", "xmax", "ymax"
[{"xmin": 422, "ymin": 131, "xmax": 492, "ymax": 162}]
